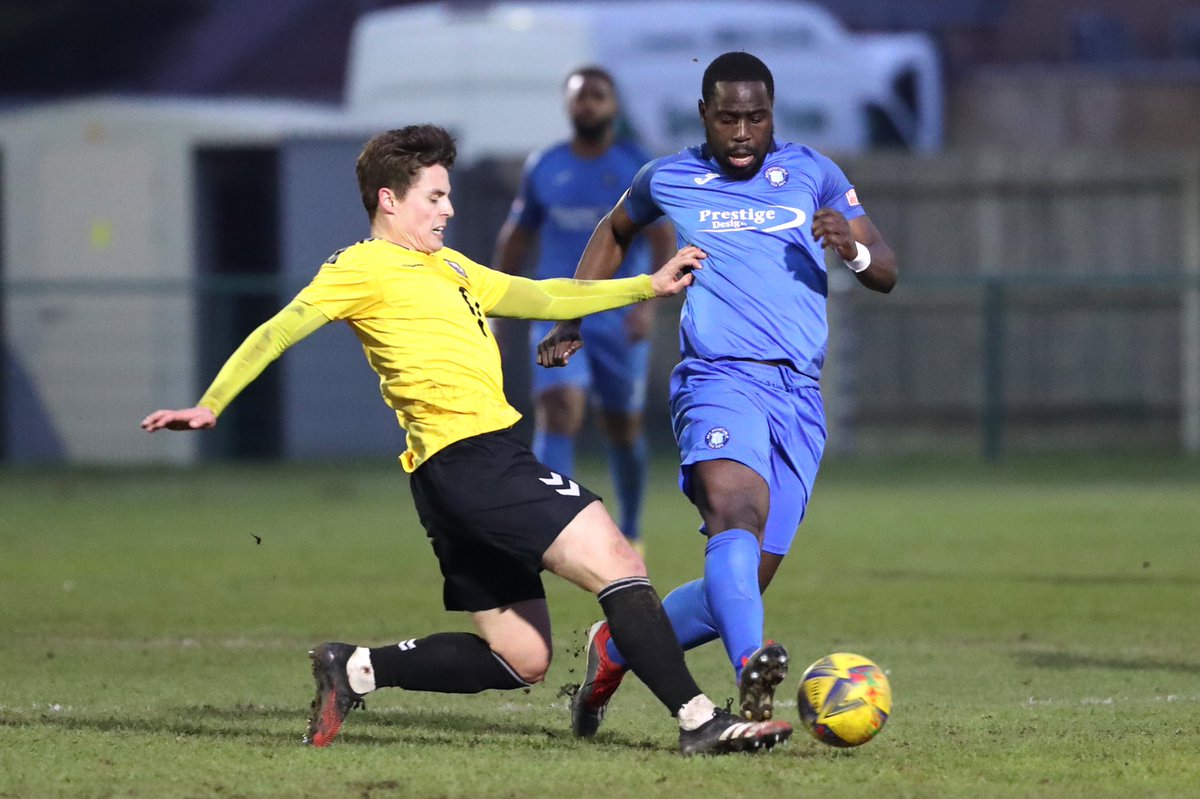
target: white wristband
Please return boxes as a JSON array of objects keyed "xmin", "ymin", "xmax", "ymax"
[{"xmin": 843, "ymin": 241, "xmax": 871, "ymax": 273}]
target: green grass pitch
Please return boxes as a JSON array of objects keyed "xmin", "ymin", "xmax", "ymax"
[{"xmin": 2, "ymin": 454, "xmax": 1199, "ymax": 797}]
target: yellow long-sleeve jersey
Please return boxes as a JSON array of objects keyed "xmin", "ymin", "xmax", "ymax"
[{"xmin": 198, "ymin": 238, "xmax": 656, "ymax": 471}]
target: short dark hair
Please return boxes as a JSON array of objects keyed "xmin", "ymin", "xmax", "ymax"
[
  {"xmin": 355, "ymin": 124, "xmax": 457, "ymax": 219},
  {"xmin": 701, "ymin": 51, "xmax": 775, "ymax": 103},
  {"xmin": 564, "ymin": 65, "xmax": 616, "ymax": 91}
]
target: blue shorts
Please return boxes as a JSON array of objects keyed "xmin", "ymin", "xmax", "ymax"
[
  {"xmin": 530, "ymin": 310, "xmax": 650, "ymax": 414},
  {"xmin": 669, "ymin": 358, "xmax": 827, "ymax": 557}
]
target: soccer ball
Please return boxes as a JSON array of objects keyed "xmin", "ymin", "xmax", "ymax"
[{"xmin": 797, "ymin": 652, "xmax": 891, "ymax": 747}]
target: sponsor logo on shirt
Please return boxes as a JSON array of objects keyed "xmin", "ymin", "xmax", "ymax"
[
  {"xmin": 694, "ymin": 172, "xmax": 721, "ymax": 185},
  {"xmin": 444, "ymin": 259, "xmax": 467, "ymax": 277},
  {"xmin": 846, "ymin": 188, "xmax": 860, "ymax": 206},
  {"xmin": 696, "ymin": 205, "xmax": 807, "ymax": 234}
]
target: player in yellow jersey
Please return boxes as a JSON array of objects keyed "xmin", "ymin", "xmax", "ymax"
[{"xmin": 141, "ymin": 125, "xmax": 792, "ymax": 755}]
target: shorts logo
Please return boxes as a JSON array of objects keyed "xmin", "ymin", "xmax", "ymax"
[
  {"xmin": 705, "ymin": 427, "xmax": 731, "ymax": 449},
  {"xmin": 539, "ymin": 471, "xmax": 580, "ymax": 496},
  {"xmin": 444, "ymin": 259, "xmax": 467, "ymax": 278},
  {"xmin": 765, "ymin": 166, "xmax": 789, "ymax": 187}
]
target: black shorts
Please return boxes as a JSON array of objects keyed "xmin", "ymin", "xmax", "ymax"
[{"xmin": 410, "ymin": 427, "xmax": 601, "ymax": 612}]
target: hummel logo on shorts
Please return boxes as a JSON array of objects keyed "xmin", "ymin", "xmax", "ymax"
[{"xmin": 539, "ymin": 471, "xmax": 580, "ymax": 496}]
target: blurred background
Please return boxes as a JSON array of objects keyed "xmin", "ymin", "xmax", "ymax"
[{"xmin": 2, "ymin": 0, "xmax": 1198, "ymax": 465}]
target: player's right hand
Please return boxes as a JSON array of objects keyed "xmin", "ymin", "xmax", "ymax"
[
  {"xmin": 140, "ymin": 407, "xmax": 217, "ymax": 432},
  {"xmin": 536, "ymin": 320, "xmax": 583, "ymax": 368}
]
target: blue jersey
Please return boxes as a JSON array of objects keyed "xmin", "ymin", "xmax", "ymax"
[
  {"xmin": 624, "ymin": 140, "xmax": 865, "ymax": 381},
  {"xmin": 510, "ymin": 140, "xmax": 652, "ymax": 282}
]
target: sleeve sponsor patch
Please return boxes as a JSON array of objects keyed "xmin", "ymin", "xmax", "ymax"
[{"xmin": 845, "ymin": 188, "xmax": 860, "ymax": 207}]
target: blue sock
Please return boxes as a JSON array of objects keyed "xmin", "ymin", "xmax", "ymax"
[
  {"xmin": 532, "ymin": 430, "xmax": 574, "ymax": 478},
  {"xmin": 703, "ymin": 529, "xmax": 763, "ymax": 680},
  {"xmin": 607, "ymin": 436, "xmax": 647, "ymax": 541},
  {"xmin": 606, "ymin": 578, "xmax": 719, "ymax": 669}
]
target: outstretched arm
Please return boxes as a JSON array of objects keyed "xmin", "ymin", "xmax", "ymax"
[
  {"xmin": 141, "ymin": 300, "xmax": 330, "ymax": 432},
  {"xmin": 536, "ymin": 200, "xmax": 658, "ymax": 365},
  {"xmin": 490, "ymin": 245, "xmax": 703, "ymax": 321}
]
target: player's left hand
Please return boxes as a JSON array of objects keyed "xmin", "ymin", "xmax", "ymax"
[
  {"xmin": 811, "ymin": 208, "xmax": 858, "ymax": 261},
  {"xmin": 141, "ymin": 407, "xmax": 217, "ymax": 432},
  {"xmin": 650, "ymin": 245, "xmax": 705, "ymax": 297}
]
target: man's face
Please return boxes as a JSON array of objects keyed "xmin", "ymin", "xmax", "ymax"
[
  {"xmin": 391, "ymin": 164, "xmax": 453, "ymax": 253},
  {"xmin": 699, "ymin": 81, "xmax": 774, "ymax": 180},
  {"xmin": 566, "ymin": 73, "xmax": 618, "ymax": 142}
]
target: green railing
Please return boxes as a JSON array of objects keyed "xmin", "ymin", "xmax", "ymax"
[
  {"xmin": 868, "ymin": 270, "xmax": 1200, "ymax": 459},
  {"xmin": 5, "ymin": 270, "xmax": 1199, "ymax": 460}
]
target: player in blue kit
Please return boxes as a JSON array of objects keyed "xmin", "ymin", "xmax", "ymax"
[
  {"xmin": 493, "ymin": 66, "xmax": 674, "ymax": 551},
  {"xmin": 539, "ymin": 52, "xmax": 898, "ymax": 735}
]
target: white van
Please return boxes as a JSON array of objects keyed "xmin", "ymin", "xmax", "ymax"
[{"xmin": 345, "ymin": 0, "xmax": 942, "ymax": 158}]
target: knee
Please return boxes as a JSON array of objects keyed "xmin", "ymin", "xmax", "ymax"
[
  {"xmin": 506, "ymin": 647, "xmax": 552, "ymax": 685},
  {"xmin": 582, "ymin": 543, "xmax": 649, "ymax": 595},
  {"xmin": 493, "ymin": 639, "xmax": 552, "ymax": 685},
  {"xmin": 702, "ymin": 495, "xmax": 767, "ymax": 536},
  {"xmin": 610, "ymin": 540, "xmax": 648, "ymax": 580},
  {"xmin": 688, "ymin": 462, "xmax": 770, "ymax": 534}
]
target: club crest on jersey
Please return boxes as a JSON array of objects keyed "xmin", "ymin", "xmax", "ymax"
[
  {"xmin": 444, "ymin": 259, "xmax": 467, "ymax": 278},
  {"xmin": 705, "ymin": 427, "xmax": 731, "ymax": 449},
  {"xmin": 764, "ymin": 166, "xmax": 789, "ymax": 187}
]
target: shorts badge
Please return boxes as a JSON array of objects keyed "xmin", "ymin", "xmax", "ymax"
[{"xmin": 705, "ymin": 427, "xmax": 731, "ymax": 449}]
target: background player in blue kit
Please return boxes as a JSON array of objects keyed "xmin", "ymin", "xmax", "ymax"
[
  {"xmin": 539, "ymin": 52, "xmax": 898, "ymax": 735},
  {"xmin": 493, "ymin": 66, "xmax": 675, "ymax": 551}
]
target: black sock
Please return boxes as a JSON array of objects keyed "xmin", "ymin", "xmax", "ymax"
[
  {"xmin": 369, "ymin": 633, "xmax": 528, "ymax": 693},
  {"xmin": 598, "ymin": 577, "xmax": 702, "ymax": 716}
]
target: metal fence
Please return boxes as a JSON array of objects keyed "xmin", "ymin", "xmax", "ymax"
[
  {"xmin": 826, "ymin": 150, "xmax": 1200, "ymax": 457},
  {"xmin": 4, "ymin": 149, "xmax": 1198, "ymax": 462},
  {"xmin": 389, "ymin": 150, "xmax": 1200, "ymax": 459}
]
